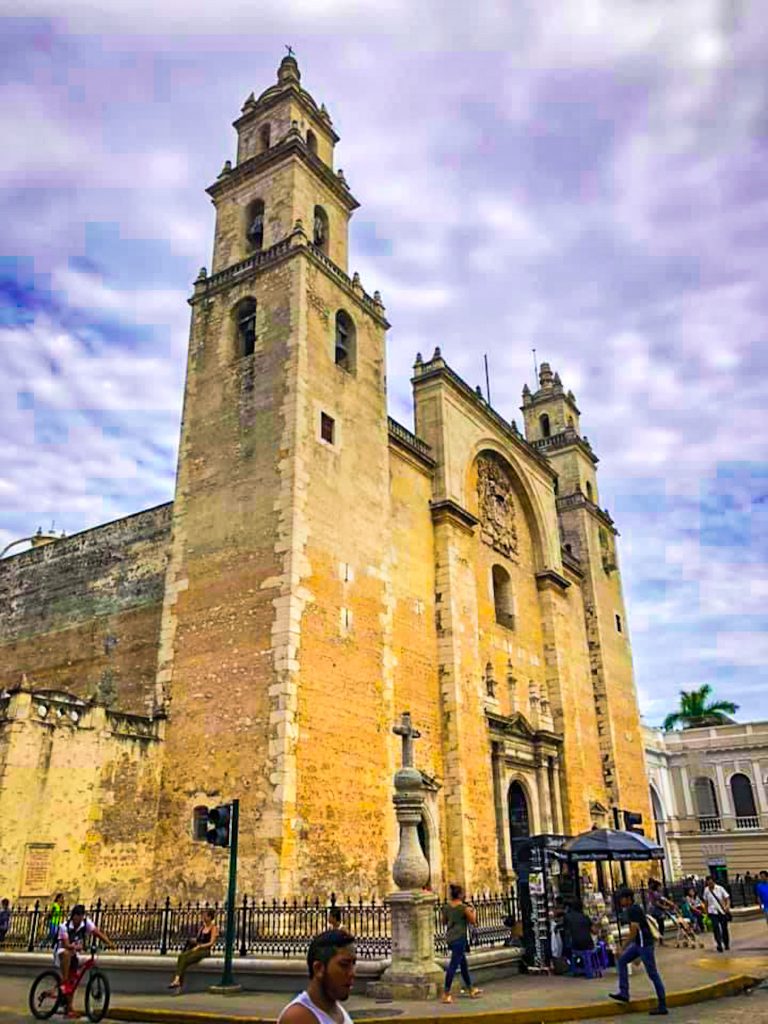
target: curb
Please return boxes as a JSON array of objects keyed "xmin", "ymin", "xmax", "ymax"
[{"xmin": 107, "ymin": 973, "xmax": 761, "ymax": 1024}]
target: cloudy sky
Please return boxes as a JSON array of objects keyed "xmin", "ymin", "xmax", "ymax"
[{"xmin": 2, "ymin": 1, "xmax": 766, "ymax": 726}]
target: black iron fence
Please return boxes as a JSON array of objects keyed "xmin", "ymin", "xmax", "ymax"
[{"xmin": 0, "ymin": 889, "xmax": 519, "ymax": 960}]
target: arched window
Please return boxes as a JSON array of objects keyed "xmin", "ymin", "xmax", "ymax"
[
  {"xmin": 260, "ymin": 123, "xmax": 271, "ymax": 152},
  {"xmin": 731, "ymin": 773, "xmax": 758, "ymax": 824},
  {"xmin": 235, "ymin": 298, "xmax": 257, "ymax": 357},
  {"xmin": 313, "ymin": 205, "xmax": 329, "ymax": 253},
  {"xmin": 334, "ymin": 310, "xmax": 355, "ymax": 372},
  {"xmin": 246, "ymin": 198, "xmax": 265, "ymax": 251},
  {"xmin": 307, "ymin": 129, "xmax": 318, "ymax": 155},
  {"xmin": 586, "ymin": 481, "xmax": 594, "ymax": 502},
  {"xmin": 539, "ymin": 413, "xmax": 551, "ymax": 438},
  {"xmin": 693, "ymin": 776, "xmax": 720, "ymax": 829},
  {"xmin": 492, "ymin": 564, "xmax": 514, "ymax": 629}
]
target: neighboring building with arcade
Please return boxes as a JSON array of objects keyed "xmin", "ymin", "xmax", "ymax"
[{"xmin": 645, "ymin": 722, "xmax": 768, "ymax": 881}]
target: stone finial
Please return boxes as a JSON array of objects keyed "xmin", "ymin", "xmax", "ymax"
[
  {"xmin": 293, "ymin": 218, "xmax": 306, "ymax": 234},
  {"xmin": 241, "ymin": 92, "xmax": 256, "ymax": 112},
  {"xmin": 195, "ymin": 267, "xmax": 208, "ymax": 282},
  {"xmin": 511, "ymin": 418, "xmax": 519, "ymax": 434},
  {"xmin": 475, "ymin": 385, "xmax": 485, "ymax": 400},
  {"xmin": 217, "ymin": 160, "xmax": 232, "ymax": 178},
  {"xmin": 373, "ymin": 290, "xmax": 383, "ymax": 306},
  {"xmin": 522, "ymin": 382, "xmax": 532, "ymax": 405},
  {"xmin": 432, "ymin": 346, "xmax": 442, "ymax": 360},
  {"xmin": 414, "ymin": 352, "xmax": 423, "ymax": 366},
  {"xmin": 567, "ymin": 389, "xmax": 576, "ymax": 401},
  {"xmin": 539, "ymin": 362, "xmax": 554, "ymax": 389},
  {"xmin": 278, "ymin": 52, "xmax": 301, "ymax": 84},
  {"xmin": 337, "ymin": 168, "xmax": 348, "ymax": 186}
]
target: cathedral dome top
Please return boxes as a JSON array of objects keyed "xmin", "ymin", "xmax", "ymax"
[{"xmin": 253, "ymin": 53, "xmax": 326, "ymax": 120}]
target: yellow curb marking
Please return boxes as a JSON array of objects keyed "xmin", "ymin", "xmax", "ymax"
[{"xmin": 106, "ymin": 974, "xmax": 761, "ymax": 1024}]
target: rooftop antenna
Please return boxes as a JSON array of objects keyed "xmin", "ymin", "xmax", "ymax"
[
  {"xmin": 484, "ymin": 354, "xmax": 492, "ymax": 405},
  {"xmin": 532, "ymin": 347, "xmax": 539, "ymax": 386}
]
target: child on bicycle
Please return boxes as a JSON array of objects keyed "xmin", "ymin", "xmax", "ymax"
[{"xmin": 54, "ymin": 904, "xmax": 113, "ymax": 1017}]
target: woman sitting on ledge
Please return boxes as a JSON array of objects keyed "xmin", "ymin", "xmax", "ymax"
[{"xmin": 168, "ymin": 909, "xmax": 218, "ymax": 991}]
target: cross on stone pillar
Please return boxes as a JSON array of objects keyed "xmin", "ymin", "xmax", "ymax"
[{"xmin": 393, "ymin": 711, "xmax": 420, "ymax": 769}]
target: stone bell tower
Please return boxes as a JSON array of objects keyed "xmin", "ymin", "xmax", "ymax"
[
  {"xmin": 152, "ymin": 55, "xmax": 393, "ymax": 899},
  {"xmin": 522, "ymin": 364, "xmax": 651, "ymax": 832}
]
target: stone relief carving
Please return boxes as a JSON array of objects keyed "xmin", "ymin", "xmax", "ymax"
[{"xmin": 477, "ymin": 454, "xmax": 518, "ymax": 558}]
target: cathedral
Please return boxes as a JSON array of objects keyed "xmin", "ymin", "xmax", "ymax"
[{"xmin": 0, "ymin": 56, "xmax": 651, "ymax": 903}]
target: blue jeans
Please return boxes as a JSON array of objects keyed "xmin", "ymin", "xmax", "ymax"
[
  {"xmin": 618, "ymin": 942, "xmax": 666, "ymax": 1008},
  {"xmin": 444, "ymin": 938, "xmax": 472, "ymax": 992}
]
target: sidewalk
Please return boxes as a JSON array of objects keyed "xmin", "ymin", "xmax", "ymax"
[{"xmin": 2, "ymin": 920, "xmax": 766, "ymax": 1024}]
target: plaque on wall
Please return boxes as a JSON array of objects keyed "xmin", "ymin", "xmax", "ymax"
[{"xmin": 21, "ymin": 844, "xmax": 54, "ymax": 896}]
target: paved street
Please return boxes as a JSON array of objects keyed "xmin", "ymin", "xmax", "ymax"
[
  {"xmin": 0, "ymin": 919, "xmax": 765, "ymax": 1024},
  {"xmin": 572, "ymin": 979, "xmax": 768, "ymax": 1023}
]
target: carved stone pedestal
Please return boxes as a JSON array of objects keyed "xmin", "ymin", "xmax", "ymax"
[{"xmin": 366, "ymin": 891, "xmax": 444, "ymax": 1001}]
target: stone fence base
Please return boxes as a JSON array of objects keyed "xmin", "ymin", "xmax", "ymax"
[{"xmin": 0, "ymin": 946, "xmax": 523, "ymax": 996}]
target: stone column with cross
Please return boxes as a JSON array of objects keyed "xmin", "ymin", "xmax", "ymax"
[{"xmin": 367, "ymin": 712, "xmax": 444, "ymax": 1000}]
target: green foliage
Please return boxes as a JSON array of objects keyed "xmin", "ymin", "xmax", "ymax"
[{"xmin": 662, "ymin": 684, "xmax": 738, "ymax": 731}]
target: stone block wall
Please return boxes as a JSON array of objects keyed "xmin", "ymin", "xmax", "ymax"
[
  {"xmin": 0, "ymin": 504, "xmax": 172, "ymax": 715},
  {"xmin": 0, "ymin": 689, "xmax": 163, "ymax": 902}
]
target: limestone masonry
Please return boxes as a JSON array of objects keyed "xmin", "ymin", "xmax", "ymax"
[{"xmin": 0, "ymin": 56, "xmax": 651, "ymax": 903}]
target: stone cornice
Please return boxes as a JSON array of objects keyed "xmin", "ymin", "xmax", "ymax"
[
  {"xmin": 486, "ymin": 709, "xmax": 563, "ymax": 747},
  {"xmin": 192, "ymin": 231, "xmax": 389, "ymax": 328},
  {"xmin": 556, "ymin": 491, "xmax": 617, "ymax": 534},
  {"xmin": 207, "ymin": 133, "xmax": 358, "ymax": 212},
  {"xmin": 535, "ymin": 568, "xmax": 571, "ymax": 592},
  {"xmin": 531, "ymin": 427, "xmax": 598, "ymax": 465},
  {"xmin": 429, "ymin": 499, "xmax": 479, "ymax": 534},
  {"xmin": 412, "ymin": 356, "xmax": 556, "ymax": 479},
  {"xmin": 234, "ymin": 83, "xmax": 341, "ymax": 144},
  {"xmin": 523, "ymin": 387, "xmax": 581, "ymax": 417}
]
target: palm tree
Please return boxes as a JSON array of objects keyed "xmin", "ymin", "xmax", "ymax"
[{"xmin": 662, "ymin": 684, "xmax": 738, "ymax": 731}]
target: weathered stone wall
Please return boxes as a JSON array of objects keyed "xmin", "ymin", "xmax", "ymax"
[
  {"xmin": 0, "ymin": 504, "xmax": 171, "ymax": 716},
  {"xmin": 151, "ymin": 253, "xmax": 302, "ymax": 900},
  {"xmin": 0, "ymin": 689, "xmax": 163, "ymax": 902},
  {"xmin": 289, "ymin": 258, "xmax": 392, "ymax": 897}
]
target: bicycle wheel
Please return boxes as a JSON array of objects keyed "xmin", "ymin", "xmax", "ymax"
[
  {"xmin": 29, "ymin": 970, "xmax": 63, "ymax": 1020},
  {"xmin": 85, "ymin": 969, "xmax": 111, "ymax": 1023}
]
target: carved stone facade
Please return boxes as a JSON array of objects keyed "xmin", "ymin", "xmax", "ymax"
[
  {"xmin": 477, "ymin": 453, "xmax": 518, "ymax": 559},
  {"xmin": 0, "ymin": 58, "xmax": 650, "ymax": 903}
]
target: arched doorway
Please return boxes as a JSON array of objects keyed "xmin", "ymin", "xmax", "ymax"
[
  {"xmin": 508, "ymin": 781, "xmax": 531, "ymax": 870},
  {"xmin": 649, "ymin": 785, "xmax": 669, "ymax": 881}
]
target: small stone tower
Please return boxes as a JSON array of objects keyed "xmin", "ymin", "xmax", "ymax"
[
  {"xmin": 152, "ymin": 56, "xmax": 393, "ymax": 898},
  {"xmin": 523, "ymin": 364, "xmax": 649, "ymax": 826}
]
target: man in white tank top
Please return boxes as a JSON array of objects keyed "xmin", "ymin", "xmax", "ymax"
[{"xmin": 279, "ymin": 929, "xmax": 356, "ymax": 1024}]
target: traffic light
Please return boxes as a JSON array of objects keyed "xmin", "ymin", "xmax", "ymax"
[
  {"xmin": 624, "ymin": 811, "xmax": 644, "ymax": 835},
  {"xmin": 205, "ymin": 803, "xmax": 232, "ymax": 847}
]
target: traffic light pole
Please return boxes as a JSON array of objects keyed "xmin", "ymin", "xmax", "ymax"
[{"xmin": 210, "ymin": 799, "xmax": 241, "ymax": 994}]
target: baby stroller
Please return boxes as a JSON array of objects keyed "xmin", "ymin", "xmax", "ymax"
[{"xmin": 664, "ymin": 909, "xmax": 703, "ymax": 949}]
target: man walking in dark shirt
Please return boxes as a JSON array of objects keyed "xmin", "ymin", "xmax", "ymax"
[{"xmin": 609, "ymin": 888, "xmax": 668, "ymax": 1016}]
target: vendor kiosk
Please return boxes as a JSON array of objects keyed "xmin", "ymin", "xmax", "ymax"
[{"xmin": 514, "ymin": 833, "xmax": 567, "ymax": 970}]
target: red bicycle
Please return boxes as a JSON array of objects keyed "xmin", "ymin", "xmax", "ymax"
[{"xmin": 29, "ymin": 949, "xmax": 111, "ymax": 1022}]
